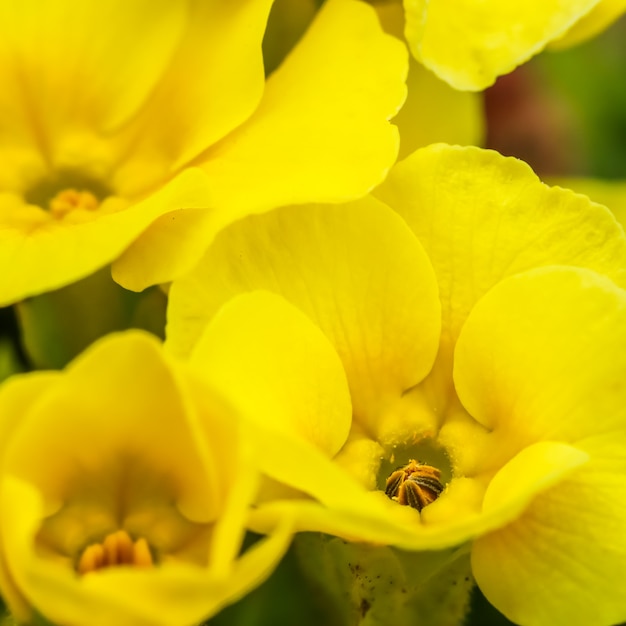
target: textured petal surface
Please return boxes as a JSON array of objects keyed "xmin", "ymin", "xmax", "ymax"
[
  {"xmin": 197, "ymin": 0, "xmax": 407, "ymax": 216},
  {"xmin": 375, "ymin": 145, "xmax": 626, "ymax": 353},
  {"xmin": 454, "ymin": 267, "xmax": 626, "ymax": 625},
  {"xmin": 548, "ymin": 177, "xmax": 626, "ymax": 230},
  {"xmin": 403, "ymin": 0, "xmax": 599, "ymax": 89},
  {"xmin": 167, "ymin": 196, "xmax": 441, "ymax": 435},
  {"xmin": 0, "ymin": 168, "xmax": 213, "ymax": 305},
  {"xmin": 189, "ymin": 291, "xmax": 352, "ymax": 458}
]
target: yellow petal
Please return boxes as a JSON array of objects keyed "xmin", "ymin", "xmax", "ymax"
[
  {"xmin": 111, "ymin": 207, "xmax": 218, "ymax": 292},
  {"xmin": 0, "ymin": 0, "xmax": 186, "ymax": 143},
  {"xmin": 403, "ymin": 0, "xmax": 600, "ymax": 90},
  {"xmin": 454, "ymin": 267, "xmax": 626, "ymax": 452},
  {"xmin": 113, "ymin": 0, "xmax": 274, "ymax": 193},
  {"xmin": 0, "ymin": 167, "xmax": 212, "ymax": 305},
  {"xmin": 374, "ymin": 145, "xmax": 626, "ymax": 355},
  {"xmin": 473, "ymin": 462, "xmax": 626, "ymax": 626},
  {"xmin": 0, "ymin": 374, "xmax": 60, "ymax": 622},
  {"xmin": 167, "ymin": 196, "xmax": 441, "ymax": 436},
  {"xmin": 550, "ymin": 0, "xmax": 626, "ymax": 48},
  {"xmin": 189, "ymin": 291, "xmax": 352, "ymax": 459},
  {"xmin": 198, "ymin": 0, "xmax": 407, "ymax": 216},
  {"xmin": 547, "ymin": 176, "xmax": 626, "ymax": 230},
  {"xmin": 3, "ymin": 332, "xmax": 217, "ymax": 524}
]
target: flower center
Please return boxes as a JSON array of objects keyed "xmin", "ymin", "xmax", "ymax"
[
  {"xmin": 49, "ymin": 189, "xmax": 100, "ymax": 218},
  {"xmin": 384, "ymin": 459, "xmax": 444, "ymax": 511},
  {"xmin": 24, "ymin": 168, "xmax": 112, "ymax": 218},
  {"xmin": 76, "ymin": 530, "xmax": 154, "ymax": 575}
]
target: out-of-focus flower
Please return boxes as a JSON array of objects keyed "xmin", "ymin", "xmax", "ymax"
[
  {"xmin": 0, "ymin": 0, "xmax": 407, "ymax": 305},
  {"xmin": 167, "ymin": 144, "xmax": 626, "ymax": 626},
  {"xmin": 0, "ymin": 332, "xmax": 291, "ymax": 626},
  {"xmin": 393, "ymin": 0, "xmax": 625, "ymax": 90}
]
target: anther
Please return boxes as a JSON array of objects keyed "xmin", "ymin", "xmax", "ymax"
[
  {"xmin": 49, "ymin": 189, "xmax": 99, "ymax": 219},
  {"xmin": 384, "ymin": 459, "xmax": 444, "ymax": 512},
  {"xmin": 77, "ymin": 530, "xmax": 154, "ymax": 575}
]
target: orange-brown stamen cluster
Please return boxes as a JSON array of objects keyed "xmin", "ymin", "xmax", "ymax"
[
  {"xmin": 384, "ymin": 459, "xmax": 444, "ymax": 512},
  {"xmin": 49, "ymin": 189, "xmax": 99, "ymax": 219},
  {"xmin": 77, "ymin": 530, "xmax": 153, "ymax": 575}
]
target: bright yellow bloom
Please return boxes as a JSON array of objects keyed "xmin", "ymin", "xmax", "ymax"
[
  {"xmin": 399, "ymin": 0, "xmax": 625, "ymax": 90},
  {"xmin": 0, "ymin": 0, "xmax": 406, "ymax": 305},
  {"xmin": 0, "ymin": 332, "xmax": 291, "ymax": 626},
  {"xmin": 168, "ymin": 144, "xmax": 626, "ymax": 626}
]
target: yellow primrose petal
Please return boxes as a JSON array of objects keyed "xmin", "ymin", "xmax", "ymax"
[
  {"xmin": 374, "ymin": 145, "xmax": 626, "ymax": 354},
  {"xmin": 198, "ymin": 0, "xmax": 407, "ymax": 216},
  {"xmin": 0, "ymin": 168, "xmax": 212, "ymax": 305},
  {"xmin": 454, "ymin": 266, "xmax": 626, "ymax": 451},
  {"xmin": 0, "ymin": 0, "xmax": 186, "ymax": 141},
  {"xmin": 4, "ymin": 332, "xmax": 217, "ymax": 524},
  {"xmin": 113, "ymin": 0, "xmax": 274, "ymax": 192},
  {"xmin": 548, "ymin": 177, "xmax": 626, "ymax": 229},
  {"xmin": 452, "ymin": 267, "xmax": 626, "ymax": 623},
  {"xmin": 374, "ymin": 1, "xmax": 484, "ymax": 158},
  {"xmin": 402, "ymin": 0, "xmax": 600, "ymax": 90},
  {"xmin": 0, "ymin": 374, "xmax": 61, "ymax": 623},
  {"xmin": 112, "ymin": 207, "xmax": 219, "ymax": 292},
  {"xmin": 473, "ymin": 466, "xmax": 626, "ymax": 626},
  {"xmin": 167, "ymin": 196, "xmax": 441, "ymax": 436},
  {"xmin": 189, "ymin": 290, "xmax": 352, "ymax": 460},
  {"xmin": 480, "ymin": 441, "xmax": 589, "ymax": 522},
  {"xmin": 550, "ymin": 0, "xmax": 626, "ymax": 48}
]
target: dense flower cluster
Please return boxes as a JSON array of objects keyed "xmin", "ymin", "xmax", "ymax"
[{"xmin": 1, "ymin": 1, "xmax": 625, "ymax": 626}]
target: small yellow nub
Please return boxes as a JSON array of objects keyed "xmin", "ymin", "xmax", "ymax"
[
  {"xmin": 77, "ymin": 530, "xmax": 154, "ymax": 575},
  {"xmin": 49, "ymin": 188, "xmax": 99, "ymax": 218}
]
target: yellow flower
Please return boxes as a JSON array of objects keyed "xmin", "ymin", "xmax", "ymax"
[
  {"xmin": 0, "ymin": 331, "xmax": 291, "ymax": 626},
  {"xmin": 0, "ymin": 0, "xmax": 407, "ymax": 305},
  {"xmin": 397, "ymin": 0, "xmax": 625, "ymax": 90},
  {"xmin": 167, "ymin": 144, "xmax": 626, "ymax": 626}
]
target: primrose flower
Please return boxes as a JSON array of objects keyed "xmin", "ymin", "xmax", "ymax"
[
  {"xmin": 0, "ymin": 332, "xmax": 291, "ymax": 626},
  {"xmin": 167, "ymin": 144, "xmax": 626, "ymax": 626},
  {"xmin": 0, "ymin": 0, "xmax": 406, "ymax": 305},
  {"xmin": 394, "ymin": 0, "xmax": 626, "ymax": 90}
]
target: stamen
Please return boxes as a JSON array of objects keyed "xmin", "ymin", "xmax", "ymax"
[
  {"xmin": 77, "ymin": 530, "xmax": 154, "ymax": 575},
  {"xmin": 49, "ymin": 189, "xmax": 100, "ymax": 219},
  {"xmin": 384, "ymin": 459, "xmax": 444, "ymax": 512}
]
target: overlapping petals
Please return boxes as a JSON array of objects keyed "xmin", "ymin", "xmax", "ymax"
[
  {"xmin": 456, "ymin": 267, "xmax": 626, "ymax": 626},
  {"xmin": 0, "ymin": 0, "xmax": 407, "ymax": 304},
  {"xmin": 0, "ymin": 332, "xmax": 291, "ymax": 626},
  {"xmin": 168, "ymin": 144, "xmax": 626, "ymax": 624},
  {"xmin": 167, "ymin": 195, "xmax": 441, "ymax": 438}
]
